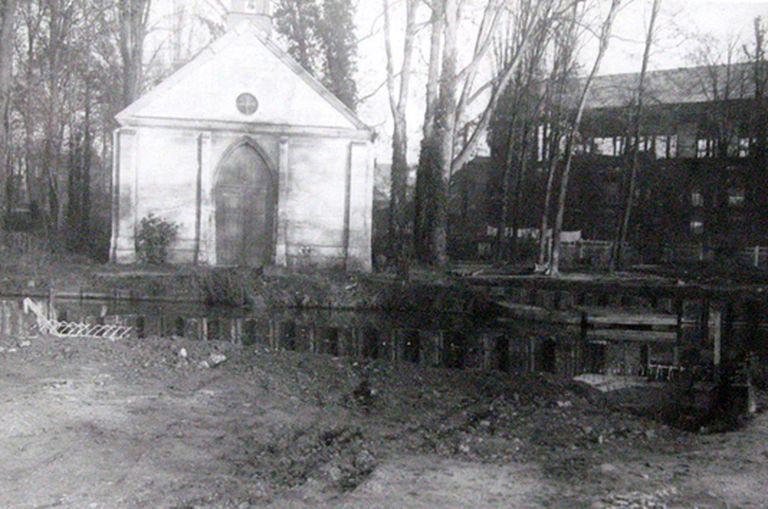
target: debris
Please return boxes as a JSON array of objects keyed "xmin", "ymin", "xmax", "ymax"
[
  {"xmin": 353, "ymin": 449, "xmax": 376, "ymax": 473},
  {"xmin": 23, "ymin": 298, "xmax": 133, "ymax": 340},
  {"xmin": 19, "ymin": 340, "xmax": 31, "ymax": 348},
  {"xmin": 599, "ymin": 463, "xmax": 619, "ymax": 476},
  {"xmin": 178, "ymin": 348, "xmax": 188, "ymax": 359},
  {"xmin": 209, "ymin": 353, "xmax": 227, "ymax": 367},
  {"xmin": 557, "ymin": 400, "xmax": 573, "ymax": 408}
]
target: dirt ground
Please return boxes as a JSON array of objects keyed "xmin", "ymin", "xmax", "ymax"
[{"xmin": 1, "ymin": 333, "xmax": 767, "ymax": 508}]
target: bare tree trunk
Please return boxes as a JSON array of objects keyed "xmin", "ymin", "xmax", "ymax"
[
  {"xmin": 536, "ymin": 132, "xmax": 559, "ymax": 269},
  {"xmin": 548, "ymin": 0, "xmax": 622, "ymax": 276},
  {"xmin": 496, "ymin": 118, "xmax": 517, "ymax": 262},
  {"xmin": 752, "ymin": 18, "xmax": 767, "ymax": 214},
  {"xmin": 0, "ymin": 0, "xmax": 16, "ymax": 217},
  {"xmin": 611, "ymin": 0, "xmax": 660, "ymax": 271},
  {"xmin": 414, "ymin": 0, "xmax": 444, "ymax": 263},
  {"xmin": 536, "ymin": 12, "xmax": 573, "ymax": 271},
  {"xmin": 430, "ymin": 0, "xmax": 458, "ymax": 266},
  {"xmin": 118, "ymin": 0, "xmax": 152, "ymax": 108},
  {"xmin": 509, "ymin": 122, "xmax": 532, "ymax": 260},
  {"xmin": 81, "ymin": 78, "xmax": 92, "ymax": 245},
  {"xmin": 424, "ymin": 0, "xmax": 553, "ymax": 265},
  {"xmin": 383, "ymin": 0, "xmax": 418, "ymax": 276}
]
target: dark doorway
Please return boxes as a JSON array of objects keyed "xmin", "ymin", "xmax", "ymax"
[
  {"xmin": 215, "ymin": 142, "xmax": 274, "ymax": 266},
  {"xmin": 539, "ymin": 338, "xmax": 557, "ymax": 373}
]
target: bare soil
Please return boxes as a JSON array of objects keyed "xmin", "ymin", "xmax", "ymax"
[{"xmin": 1, "ymin": 333, "xmax": 767, "ymax": 508}]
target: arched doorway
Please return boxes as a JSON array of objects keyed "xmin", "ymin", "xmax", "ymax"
[{"xmin": 214, "ymin": 142, "xmax": 275, "ymax": 266}]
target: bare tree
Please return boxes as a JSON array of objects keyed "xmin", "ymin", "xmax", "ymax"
[
  {"xmin": 491, "ymin": 6, "xmax": 554, "ymax": 262},
  {"xmin": 0, "ymin": 0, "xmax": 16, "ymax": 215},
  {"xmin": 536, "ymin": 17, "xmax": 579, "ymax": 271},
  {"xmin": 118, "ymin": 0, "xmax": 152, "ymax": 108},
  {"xmin": 416, "ymin": 0, "xmax": 561, "ymax": 266},
  {"xmin": 611, "ymin": 0, "xmax": 661, "ymax": 271},
  {"xmin": 383, "ymin": 0, "xmax": 419, "ymax": 275},
  {"xmin": 413, "ymin": 0, "xmax": 444, "ymax": 263},
  {"xmin": 548, "ymin": 0, "xmax": 622, "ymax": 276},
  {"xmin": 745, "ymin": 17, "xmax": 768, "ymax": 211}
]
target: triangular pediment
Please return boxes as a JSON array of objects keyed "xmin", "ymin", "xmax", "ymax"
[{"xmin": 117, "ymin": 24, "xmax": 367, "ymax": 131}]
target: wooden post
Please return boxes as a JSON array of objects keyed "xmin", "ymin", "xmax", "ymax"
[
  {"xmin": 746, "ymin": 299, "xmax": 761, "ymax": 354},
  {"xmin": 308, "ymin": 325, "xmax": 316, "ymax": 354},
  {"xmin": 579, "ymin": 310, "xmax": 589, "ymax": 374},
  {"xmin": 708, "ymin": 301, "xmax": 723, "ymax": 374},
  {"xmin": 482, "ymin": 333, "xmax": 493, "ymax": 370},
  {"xmin": 674, "ymin": 297, "xmax": 683, "ymax": 366},
  {"xmin": 193, "ymin": 134, "xmax": 203, "ymax": 265},
  {"xmin": 48, "ymin": 286, "xmax": 55, "ymax": 321}
]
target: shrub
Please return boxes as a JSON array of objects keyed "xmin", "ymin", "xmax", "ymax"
[
  {"xmin": 136, "ymin": 214, "xmax": 179, "ymax": 265},
  {"xmin": 192, "ymin": 267, "xmax": 262, "ymax": 307}
]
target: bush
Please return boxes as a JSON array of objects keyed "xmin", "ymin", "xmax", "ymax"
[
  {"xmin": 136, "ymin": 214, "xmax": 179, "ymax": 265},
  {"xmin": 192, "ymin": 267, "xmax": 262, "ymax": 307}
]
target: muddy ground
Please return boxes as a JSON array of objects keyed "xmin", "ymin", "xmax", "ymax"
[{"xmin": 1, "ymin": 333, "xmax": 767, "ymax": 508}]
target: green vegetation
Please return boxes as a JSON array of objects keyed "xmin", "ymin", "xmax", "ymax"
[{"xmin": 135, "ymin": 214, "xmax": 180, "ymax": 265}]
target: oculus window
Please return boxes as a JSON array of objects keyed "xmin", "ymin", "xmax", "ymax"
[{"xmin": 236, "ymin": 93, "xmax": 259, "ymax": 115}]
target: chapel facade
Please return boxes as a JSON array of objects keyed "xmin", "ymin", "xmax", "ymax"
[{"xmin": 110, "ymin": 0, "xmax": 373, "ymax": 271}]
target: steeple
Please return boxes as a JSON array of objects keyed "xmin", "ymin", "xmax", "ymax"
[{"xmin": 227, "ymin": 0, "xmax": 271, "ymax": 35}]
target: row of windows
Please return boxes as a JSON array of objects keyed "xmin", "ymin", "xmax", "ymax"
[
  {"xmin": 535, "ymin": 129, "xmax": 757, "ymax": 160},
  {"xmin": 589, "ymin": 135, "xmax": 679, "ymax": 159},
  {"xmin": 695, "ymin": 138, "xmax": 753, "ymax": 158},
  {"xmin": 690, "ymin": 188, "xmax": 746, "ymax": 207}
]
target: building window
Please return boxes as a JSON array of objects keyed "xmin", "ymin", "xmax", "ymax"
[
  {"xmin": 614, "ymin": 137, "xmax": 625, "ymax": 156},
  {"xmin": 697, "ymin": 138, "xmax": 722, "ymax": 158},
  {"xmin": 593, "ymin": 137, "xmax": 614, "ymax": 156},
  {"xmin": 654, "ymin": 135, "xmax": 678, "ymax": 158},
  {"xmin": 728, "ymin": 188, "xmax": 745, "ymax": 207},
  {"xmin": 668, "ymin": 135, "xmax": 678, "ymax": 158},
  {"xmin": 696, "ymin": 139, "xmax": 710, "ymax": 158},
  {"xmin": 690, "ymin": 220, "xmax": 704, "ymax": 235},
  {"xmin": 738, "ymin": 138, "xmax": 750, "ymax": 158},
  {"xmin": 655, "ymin": 136, "xmax": 668, "ymax": 159},
  {"xmin": 236, "ymin": 93, "xmax": 259, "ymax": 115},
  {"xmin": 691, "ymin": 189, "xmax": 703, "ymax": 207}
]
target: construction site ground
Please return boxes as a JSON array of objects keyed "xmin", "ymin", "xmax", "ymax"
[{"xmin": 1, "ymin": 332, "xmax": 766, "ymax": 509}]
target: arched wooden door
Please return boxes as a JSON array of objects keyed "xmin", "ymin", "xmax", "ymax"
[{"xmin": 215, "ymin": 143, "xmax": 275, "ymax": 266}]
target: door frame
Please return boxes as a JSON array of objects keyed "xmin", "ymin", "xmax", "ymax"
[{"xmin": 212, "ymin": 136, "xmax": 278, "ymax": 266}]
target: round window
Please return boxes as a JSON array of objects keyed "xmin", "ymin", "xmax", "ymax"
[{"xmin": 236, "ymin": 93, "xmax": 259, "ymax": 115}]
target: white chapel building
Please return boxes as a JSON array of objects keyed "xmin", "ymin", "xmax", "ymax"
[{"xmin": 110, "ymin": 0, "xmax": 374, "ymax": 271}]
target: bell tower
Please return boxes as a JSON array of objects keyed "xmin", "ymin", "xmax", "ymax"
[{"xmin": 227, "ymin": 0, "xmax": 271, "ymax": 35}]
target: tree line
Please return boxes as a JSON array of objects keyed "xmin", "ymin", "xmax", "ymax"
[
  {"xmin": 380, "ymin": 0, "xmax": 768, "ymax": 275},
  {"xmin": 0, "ymin": 0, "xmax": 359, "ymax": 258},
  {"xmin": 0, "ymin": 0, "xmax": 153, "ymax": 255}
]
